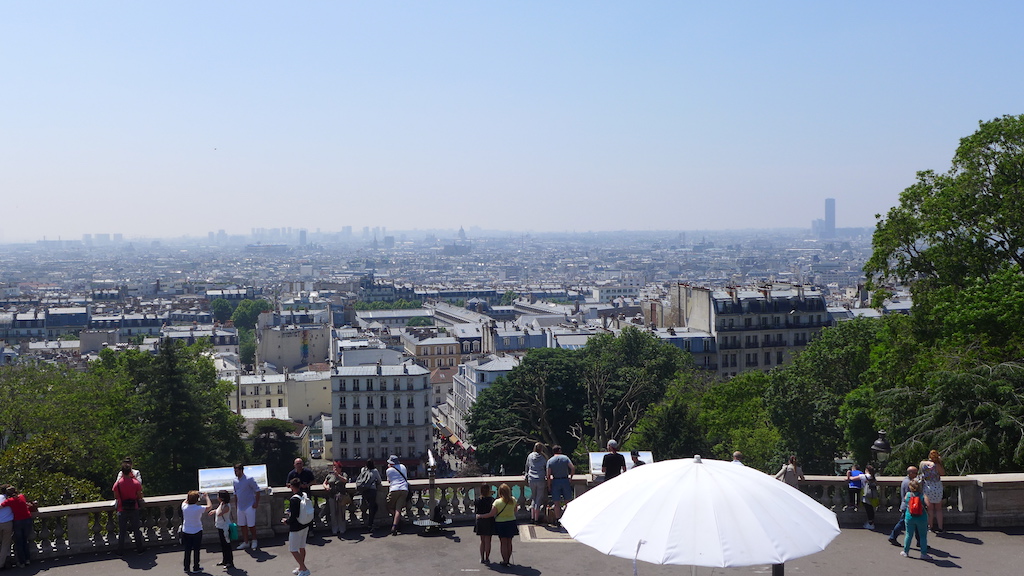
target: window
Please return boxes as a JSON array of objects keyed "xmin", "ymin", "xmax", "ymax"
[
  {"xmin": 241, "ymin": 400, "xmax": 247, "ymax": 409},
  {"xmin": 764, "ymin": 352, "xmax": 771, "ymax": 365},
  {"xmin": 353, "ymin": 399, "xmax": 360, "ymax": 409},
  {"xmin": 407, "ymin": 397, "xmax": 414, "ymax": 408},
  {"xmin": 339, "ymin": 430, "xmax": 347, "ymax": 442},
  {"xmin": 367, "ymin": 380, "xmax": 374, "ymax": 391},
  {"xmin": 265, "ymin": 386, "xmax": 271, "ymax": 395},
  {"xmin": 380, "ymin": 395, "xmax": 386, "ymax": 407},
  {"xmin": 254, "ymin": 399, "xmax": 261, "ymax": 408},
  {"xmin": 777, "ymin": 351, "xmax": 784, "ymax": 365},
  {"xmin": 353, "ymin": 379, "xmax": 360, "ymax": 391},
  {"xmin": 277, "ymin": 385, "xmax": 283, "ymax": 394},
  {"xmin": 380, "ymin": 413, "xmax": 387, "ymax": 424},
  {"xmin": 435, "ymin": 386, "xmax": 440, "ymax": 395},
  {"xmin": 367, "ymin": 397, "xmax": 374, "ymax": 409},
  {"xmin": 395, "ymin": 412, "xmax": 401, "ymax": 424},
  {"xmin": 408, "ymin": 411, "xmax": 414, "ymax": 424},
  {"xmin": 339, "ymin": 448, "xmax": 347, "ymax": 459},
  {"xmin": 744, "ymin": 318, "xmax": 751, "ymax": 327},
  {"xmin": 339, "ymin": 379, "xmax": 346, "ymax": 391},
  {"xmin": 354, "ymin": 413, "xmax": 361, "ymax": 426},
  {"xmin": 368, "ymin": 448, "xmax": 375, "ymax": 458},
  {"xmin": 393, "ymin": 380, "xmax": 400, "ymax": 391},
  {"xmin": 339, "ymin": 413, "xmax": 346, "ymax": 426},
  {"xmin": 253, "ymin": 387, "xmax": 259, "ymax": 396},
  {"xmin": 354, "ymin": 430, "xmax": 361, "ymax": 442},
  {"xmin": 448, "ymin": 358, "xmax": 454, "ymax": 367},
  {"xmin": 367, "ymin": 435, "xmax": 375, "ymax": 443},
  {"xmin": 339, "ymin": 397, "xmax": 346, "ymax": 408},
  {"xmin": 393, "ymin": 397, "xmax": 401, "ymax": 409},
  {"xmin": 278, "ymin": 399, "xmax": 283, "ymax": 407}
]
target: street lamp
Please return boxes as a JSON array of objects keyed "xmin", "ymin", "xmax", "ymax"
[{"xmin": 871, "ymin": 430, "xmax": 891, "ymax": 469}]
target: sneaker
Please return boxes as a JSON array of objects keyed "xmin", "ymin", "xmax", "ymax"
[
  {"xmin": 251, "ymin": 539, "xmax": 258, "ymax": 550},
  {"xmin": 921, "ymin": 553, "xmax": 933, "ymax": 560},
  {"xmin": 292, "ymin": 568, "xmax": 301, "ymax": 575},
  {"xmin": 899, "ymin": 551, "xmax": 908, "ymax": 558},
  {"xmin": 863, "ymin": 522, "xmax": 872, "ymax": 529},
  {"xmin": 297, "ymin": 571, "xmax": 311, "ymax": 576},
  {"xmin": 236, "ymin": 543, "xmax": 248, "ymax": 550},
  {"xmin": 888, "ymin": 537, "xmax": 900, "ymax": 546}
]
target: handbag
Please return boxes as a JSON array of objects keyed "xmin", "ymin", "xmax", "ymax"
[{"xmin": 228, "ymin": 522, "xmax": 239, "ymax": 541}]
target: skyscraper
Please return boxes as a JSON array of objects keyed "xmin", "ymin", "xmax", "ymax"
[{"xmin": 823, "ymin": 198, "xmax": 836, "ymax": 239}]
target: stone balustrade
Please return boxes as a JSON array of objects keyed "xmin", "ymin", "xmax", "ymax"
[{"xmin": 26, "ymin": 473, "xmax": 1024, "ymax": 561}]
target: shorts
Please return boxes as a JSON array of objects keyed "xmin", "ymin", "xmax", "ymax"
[
  {"xmin": 288, "ymin": 527, "xmax": 308, "ymax": 552},
  {"xmin": 387, "ymin": 490, "xmax": 409, "ymax": 512},
  {"xmin": 494, "ymin": 520, "xmax": 517, "ymax": 539},
  {"xmin": 550, "ymin": 478, "xmax": 573, "ymax": 502},
  {"xmin": 237, "ymin": 505, "xmax": 256, "ymax": 527},
  {"xmin": 529, "ymin": 480, "xmax": 547, "ymax": 510}
]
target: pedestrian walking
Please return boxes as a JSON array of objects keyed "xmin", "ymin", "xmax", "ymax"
[
  {"xmin": 546, "ymin": 445, "xmax": 575, "ymax": 523},
  {"xmin": 284, "ymin": 478, "xmax": 312, "ymax": 576},
  {"xmin": 888, "ymin": 466, "xmax": 920, "ymax": 547},
  {"xmin": 900, "ymin": 479, "xmax": 930, "ymax": 560}
]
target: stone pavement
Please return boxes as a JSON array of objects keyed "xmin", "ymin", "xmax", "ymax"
[{"xmin": 16, "ymin": 522, "xmax": 1024, "ymax": 576}]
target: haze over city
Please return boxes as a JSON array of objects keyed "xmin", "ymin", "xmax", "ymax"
[{"xmin": 3, "ymin": 2, "xmax": 1022, "ymax": 243}]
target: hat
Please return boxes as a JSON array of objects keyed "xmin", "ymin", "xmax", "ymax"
[
  {"xmin": 630, "ymin": 450, "xmax": 639, "ymax": 457},
  {"xmin": 387, "ymin": 455, "xmax": 399, "ymax": 466}
]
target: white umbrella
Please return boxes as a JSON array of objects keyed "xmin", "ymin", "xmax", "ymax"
[{"xmin": 560, "ymin": 456, "xmax": 839, "ymax": 570}]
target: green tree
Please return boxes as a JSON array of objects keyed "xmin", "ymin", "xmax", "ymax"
[
  {"xmin": 698, "ymin": 370, "xmax": 784, "ymax": 472},
  {"xmin": 866, "ymin": 115, "xmax": 1024, "ymax": 303},
  {"xmin": 231, "ymin": 299, "xmax": 273, "ymax": 330},
  {"xmin": 239, "ymin": 329, "xmax": 256, "ymax": 366},
  {"xmin": 211, "ymin": 298, "xmax": 234, "ymax": 324},
  {"xmin": 631, "ymin": 370, "xmax": 712, "ymax": 461},
  {"xmin": 250, "ymin": 419, "xmax": 300, "ymax": 483},
  {"xmin": 576, "ymin": 326, "xmax": 689, "ymax": 447},
  {"xmin": 0, "ymin": 433, "xmax": 103, "ymax": 505},
  {"xmin": 765, "ymin": 318, "xmax": 880, "ymax": 474},
  {"xmin": 406, "ymin": 316, "xmax": 433, "ymax": 327},
  {"xmin": 499, "ymin": 290, "xmax": 518, "ymax": 306}
]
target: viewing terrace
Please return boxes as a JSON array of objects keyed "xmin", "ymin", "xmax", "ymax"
[{"xmin": 26, "ymin": 473, "xmax": 1024, "ymax": 575}]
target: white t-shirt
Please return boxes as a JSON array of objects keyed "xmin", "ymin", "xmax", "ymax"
[
  {"xmin": 182, "ymin": 502, "xmax": 205, "ymax": 534},
  {"xmin": 214, "ymin": 502, "xmax": 231, "ymax": 530},
  {"xmin": 386, "ymin": 464, "xmax": 409, "ymax": 491}
]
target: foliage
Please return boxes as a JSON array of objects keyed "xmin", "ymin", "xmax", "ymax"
[
  {"xmin": 467, "ymin": 348, "xmax": 584, "ymax": 472},
  {"xmin": 351, "ymin": 299, "xmax": 422, "ymax": 311},
  {"xmin": 406, "ymin": 316, "xmax": 433, "ymax": 327},
  {"xmin": 210, "ymin": 298, "xmax": 234, "ymax": 323},
  {"xmin": 575, "ymin": 326, "xmax": 689, "ymax": 447},
  {"xmin": 239, "ymin": 328, "xmax": 256, "ymax": 366},
  {"xmin": 250, "ymin": 419, "xmax": 300, "ymax": 483},
  {"xmin": 632, "ymin": 370, "xmax": 712, "ymax": 462},
  {"xmin": 231, "ymin": 299, "xmax": 272, "ymax": 330},
  {"xmin": 765, "ymin": 318, "xmax": 880, "ymax": 474},
  {"xmin": 697, "ymin": 370, "xmax": 784, "ymax": 472},
  {"xmin": 0, "ymin": 433, "xmax": 103, "ymax": 505},
  {"xmin": 499, "ymin": 290, "xmax": 518, "ymax": 306},
  {"xmin": 866, "ymin": 114, "xmax": 1024, "ymax": 302}
]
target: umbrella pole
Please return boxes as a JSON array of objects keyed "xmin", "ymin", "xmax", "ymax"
[{"xmin": 772, "ymin": 563, "xmax": 784, "ymax": 576}]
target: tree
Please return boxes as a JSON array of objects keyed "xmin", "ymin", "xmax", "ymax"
[
  {"xmin": 210, "ymin": 298, "xmax": 234, "ymax": 323},
  {"xmin": 0, "ymin": 433, "xmax": 103, "ymax": 505},
  {"xmin": 499, "ymin": 290, "xmax": 518, "ymax": 306},
  {"xmin": 697, "ymin": 370, "xmax": 784, "ymax": 473},
  {"xmin": 631, "ymin": 370, "xmax": 712, "ymax": 461},
  {"xmin": 250, "ymin": 419, "xmax": 300, "ymax": 483},
  {"xmin": 231, "ymin": 299, "xmax": 272, "ymax": 330},
  {"xmin": 575, "ymin": 326, "xmax": 688, "ymax": 448},
  {"xmin": 765, "ymin": 318, "xmax": 880, "ymax": 474},
  {"xmin": 866, "ymin": 115, "xmax": 1024, "ymax": 302},
  {"xmin": 467, "ymin": 348, "xmax": 584, "ymax": 471},
  {"xmin": 406, "ymin": 316, "xmax": 433, "ymax": 327}
]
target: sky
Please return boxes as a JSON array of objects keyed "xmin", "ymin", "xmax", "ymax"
[{"xmin": 2, "ymin": 2, "xmax": 1023, "ymax": 243}]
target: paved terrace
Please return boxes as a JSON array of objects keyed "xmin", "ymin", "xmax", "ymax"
[{"xmin": 22, "ymin": 521, "xmax": 1024, "ymax": 576}]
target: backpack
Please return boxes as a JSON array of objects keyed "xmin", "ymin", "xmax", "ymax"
[
  {"xmin": 356, "ymin": 468, "xmax": 375, "ymax": 491},
  {"xmin": 295, "ymin": 492, "xmax": 315, "ymax": 525},
  {"xmin": 908, "ymin": 494, "xmax": 924, "ymax": 516}
]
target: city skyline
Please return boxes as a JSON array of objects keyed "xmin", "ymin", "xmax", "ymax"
[{"xmin": 3, "ymin": 2, "xmax": 1022, "ymax": 242}]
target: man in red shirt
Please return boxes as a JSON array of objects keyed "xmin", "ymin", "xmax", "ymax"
[
  {"xmin": 0, "ymin": 486, "xmax": 36, "ymax": 567},
  {"xmin": 113, "ymin": 464, "xmax": 146, "ymax": 554}
]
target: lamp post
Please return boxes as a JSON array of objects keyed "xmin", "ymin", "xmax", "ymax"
[{"xmin": 870, "ymin": 430, "xmax": 891, "ymax": 471}]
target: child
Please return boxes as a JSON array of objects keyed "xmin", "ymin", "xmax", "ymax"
[
  {"xmin": 208, "ymin": 490, "xmax": 234, "ymax": 568},
  {"xmin": 182, "ymin": 491, "xmax": 211, "ymax": 573},
  {"xmin": 473, "ymin": 484, "xmax": 495, "ymax": 564}
]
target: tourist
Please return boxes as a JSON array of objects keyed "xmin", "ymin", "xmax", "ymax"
[
  {"xmin": 232, "ymin": 463, "xmax": 261, "ymax": 550},
  {"xmin": 888, "ymin": 466, "xmax": 920, "ymax": 547},
  {"xmin": 0, "ymin": 484, "xmax": 12, "ymax": 570},
  {"xmin": 900, "ymin": 479, "xmax": 931, "ymax": 560},
  {"xmin": 354, "ymin": 458, "xmax": 382, "ymax": 530},
  {"xmin": 601, "ymin": 439, "xmax": 626, "ymax": 482},
  {"xmin": 860, "ymin": 464, "xmax": 879, "ymax": 530},
  {"xmin": 181, "ymin": 491, "xmax": 211, "ymax": 573},
  {"xmin": 546, "ymin": 445, "xmax": 575, "ymax": 522},
  {"xmin": 920, "ymin": 450, "xmax": 946, "ymax": 532},
  {"xmin": 287, "ymin": 458, "xmax": 315, "ymax": 495},
  {"xmin": 284, "ymin": 478, "xmax": 312, "ymax": 576},
  {"xmin": 774, "ymin": 455, "xmax": 805, "ymax": 488},
  {"xmin": 0, "ymin": 486, "xmax": 36, "ymax": 567},
  {"xmin": 323, "ymin": 460, "xmax": 348, "ymax": 536},
  {"xmin": 473, "ymin": 484, "xmax": 495, "ymax": 564},
  {"xmin": 112, "ymin": 463, "xmax": 145, "ymax": 554},
  {"xmin": 476, "ymin": 483, "xmax": 517, "ymax": 567},
  {"xmin": 731, "ymin": 451, "xmax": 744, "ymax": 465},
  {"xmin": 209, "ymin": 490, "xmax": 234, "ymax": 568},
  {"xmin": 115, "ymin": 457, "xmax": 142, "ymax": 485},
  {"xmin": 524, "ymin": 442, "xmax": 547, "ymax": 525},
  {"xmin": 845, "ymin": 463, "xmax": 863, "ymax": 510},
  {"xmin": 631, "ymin": 450, "xmax": 646, "ymax": 468},
  {"xmin": 385, "ymin": 455, "xmax": 410, "ymax": 536}
]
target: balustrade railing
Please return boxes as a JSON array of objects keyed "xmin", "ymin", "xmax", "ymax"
[{"xmin": 23, "ymin": 473, "xmax": 1022, "ymax": 562}]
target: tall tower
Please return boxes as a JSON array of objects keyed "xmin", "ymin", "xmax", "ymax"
[{"xmin": 824, "ymin": 198, "xmax": 836, "ymax": 239}]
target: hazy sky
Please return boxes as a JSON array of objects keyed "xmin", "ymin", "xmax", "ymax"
[{"xmin": 3, "ymin": 2, "xmax": 1022, "ymax": 243}]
